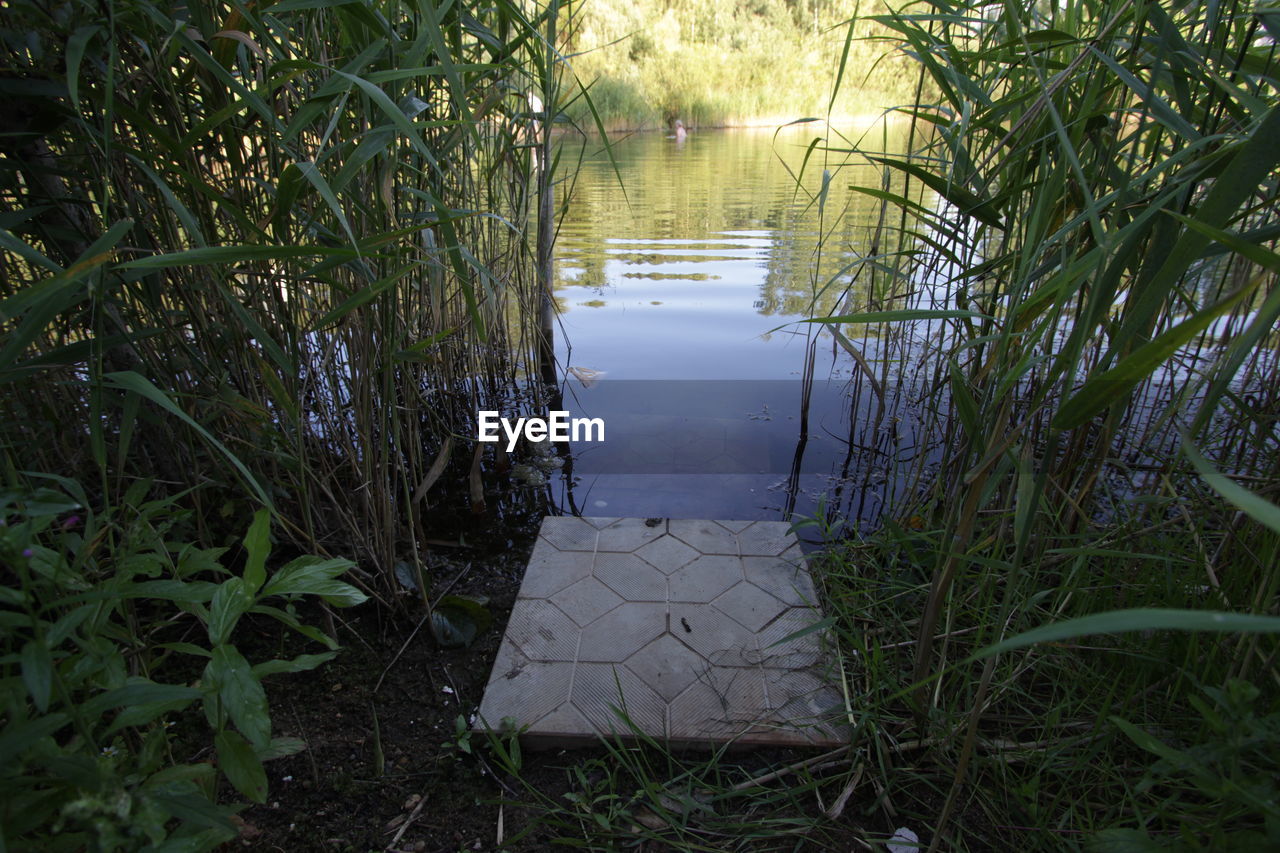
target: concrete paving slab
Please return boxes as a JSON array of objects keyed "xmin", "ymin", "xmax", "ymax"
[{"xmin": 475, "ymin": 517, "xmax": 848, "ymax": 748}]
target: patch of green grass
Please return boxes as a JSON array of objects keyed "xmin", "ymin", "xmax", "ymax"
[
  {"xmin": 807, "ymin": 513, "xmax": 1280, "ymax": 850},
  {"xmin": 487, "ymin": 716, "xmax": 868, "ymax": 850}
]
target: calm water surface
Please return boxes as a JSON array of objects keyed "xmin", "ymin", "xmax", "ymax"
[
  {"xmin": 545, "ymin": 126, "xmax": 943, "ymax": 525},
  {"xmin": 533, "ymin": 126, "xmax": 1274, "ymax": 527}
]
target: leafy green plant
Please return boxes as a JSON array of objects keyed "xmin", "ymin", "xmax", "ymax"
[
  {"xmin": 443, "ymin": 714, "xmax": 477, "ymax": 758},
  {"xmin": 0, "ymin": 482, "xmax": 365, "ymax": 851}
]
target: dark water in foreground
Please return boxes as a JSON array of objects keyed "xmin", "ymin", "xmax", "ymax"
[{"xmin": 544, "ymin": 126, "xmax": 942, "ymax": 524}]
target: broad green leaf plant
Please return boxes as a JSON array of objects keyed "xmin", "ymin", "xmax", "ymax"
[{"xmin": 1, "ymin": 484, "xmax": 365, "ymax": 851}]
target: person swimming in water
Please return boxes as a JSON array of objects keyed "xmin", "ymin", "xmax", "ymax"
[{"xmin": 674, "ymin": 118, "xmax": 687, "ymax": 142}]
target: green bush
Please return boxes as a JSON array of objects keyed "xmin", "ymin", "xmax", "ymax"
[
  {"xmin": 0, "ymin": 482, "xmax": 365, "ymax": 851},
  {"xmin": 563, "ymin": 0, "xmax": 919, "ymax": 128}
]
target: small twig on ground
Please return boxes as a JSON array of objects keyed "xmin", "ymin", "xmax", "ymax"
[
  {"xmin": 327, "ymin": 606, "xmax": 378, "ymax": 654},
  {"xmin": 435, "ymin": 560, "xmax": 475, "ymax": 601},
  {"xmin": 440, "ymin": 662, "xmax": 463, "ymax": 698},
  {"xmin": 887, "ymin": 736, "xmax": 945, "ymax": 753},
  {"xmin": 875, "ymin": 625, "xmax": 979, "ymax": 650},
  {"xmin": 977, "ymin": 733, "xmax": 1105, "ymax": 764},
  {"xmin": 730, "ymin": 745, "xmax": 851, "ymax": 792},
  {"xmin": 372, "ymin": 560, "xmax": 475, "ymax": 694},
  {"xmin": 869, "ymin": 773, "xmax": 897, "ymax": 820},
  {"xmin": 825, "ymin": 763, "xmax": 865, "ymax": 820},
  {"xmin": 374, "ymin": 611, "xmax": 431, "ymax": 695},
  {"xmin": 472, "ymin": 748, "xmax": 521, "ymax": 798},
  {"xmin": 385, "ymin": 792, "xmax": 428, "ymax": 850},
  {"xmin": 729, "ymin": 733, "xmax": 946, "ymax": 795},
  {"xmin": 861, "ymin": 618, "xmax": 922, "ymax": 636}
]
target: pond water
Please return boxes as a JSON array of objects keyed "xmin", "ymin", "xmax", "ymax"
[
  {"xmin": 525, "ymin": 124, "xmax": 1280, "ymax": 532},
  {"xmin": 545, "ymin": 125, "xmax": 944, "ymax": 525}
]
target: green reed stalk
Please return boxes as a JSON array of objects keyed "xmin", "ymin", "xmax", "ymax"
[
  {"xmin": 796, "ymin": 0, "xmax": 1279, "ymax": 846},
  {"xmin": 1, "ymin": 0, "xmax": 566, "ymax": 592}
]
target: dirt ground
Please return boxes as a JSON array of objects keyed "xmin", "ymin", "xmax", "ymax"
[
  {"xmin": 230, "ymin": 525, "xmax": 547, "ymax": 852},
  {"xmin": 223, "ymin": 512, "xmax": 877, "ymax": 852}
]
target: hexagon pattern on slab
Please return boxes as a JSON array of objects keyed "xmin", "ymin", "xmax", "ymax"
[
  {"xmin": 743, "ymin": 555, "xmax": 816, "ymax": 607},
  {"xmin": 714, "ymin": 581, "xmax": 788, "ymax": 632},
  {"xmin": 669, "ymin": 519, "xmax": 739, "ymax": 555},
  {"xmin": 595, "ymin": 517, "xmax": 666, "ymax": 553},
  {"xmin": 593, "ymin": 552, "xmax": 667, "ymax": 601},
  {"xmin": 476, "ymin": 517, "xmax": 848, "ymax": 748},
  {"xmin": 669, "ymin": 555, "xmax": 743, "ymax": 602},
  {"xmin": 554, "ymin": 577, "xmax": 625, "ymax": 627},
  {"xmin": 577, "ymin": 603, "xmax": 667, "ymax": 663},
  {"xmin": 635, "ymin": 534, "xmax": 700, "ymax": 575}
]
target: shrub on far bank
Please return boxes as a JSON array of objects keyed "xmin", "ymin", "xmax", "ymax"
[{"xmin": 561, "ymin": 0, "xmax": 916, "ymax": 130}]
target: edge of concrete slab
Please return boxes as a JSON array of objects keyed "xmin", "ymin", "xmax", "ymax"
[{"xmin": 473, "ymin": 516, "xmax": 850, "ymax": 751}]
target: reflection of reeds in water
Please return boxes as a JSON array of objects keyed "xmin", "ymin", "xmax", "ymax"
[
  {"xmin": 805, "ymin": 1, "xmax": 1280, "ymax": 529},
  {"xmin": 793, "ymin": 1, "xmax": 1280, "ymax": 843},
  {"xmin": 0, "ymin": 0, "xmax": 570, "ymax": 585}
]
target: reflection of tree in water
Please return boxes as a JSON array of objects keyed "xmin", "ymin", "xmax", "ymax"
[
  {"xmin": 622, "ymin": 272, "xmax": 720, "ymax": 281},
  {"xmin": 551, "ymin": 127, "xmax": 915, "ymax": 317},
  {"xmin": 755, "ymin": 209, "xmax": 893, "ymax": 318}
]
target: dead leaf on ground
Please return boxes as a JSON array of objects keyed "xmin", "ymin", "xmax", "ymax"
[
  {"xmin": 631, "ymin": 807, "xmax": 666, "ymax": 831},
  {"xmin": 229, "ymin": 815, "xmax": 261, "ymax": 840}
]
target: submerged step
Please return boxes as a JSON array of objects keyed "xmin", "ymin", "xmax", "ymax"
[{"xmin": 475, "ymin": 517, "xmax": 849, "ymax": 748}]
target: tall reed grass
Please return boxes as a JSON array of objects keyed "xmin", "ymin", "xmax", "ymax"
[
  {"xmin": 786, "ymin": 0, "xmax": 1280, "ymax": 847},
  {"xmin": 0, "ymin": 0, "xmax": 565, "ymax": 590}
]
